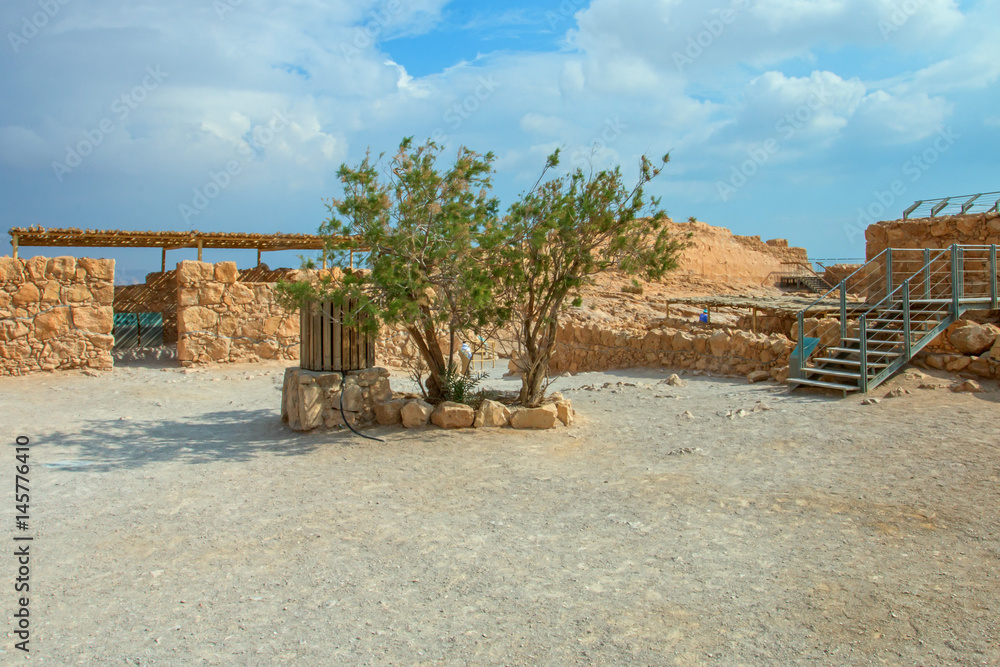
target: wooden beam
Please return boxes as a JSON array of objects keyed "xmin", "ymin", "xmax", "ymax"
[
  {"xmin": 11, "ymin": 234, "xmax": 17, "ymax": 259},
  {"xmin": 257, "ymin": 248, "xmax": 261, "ymax": 266},
  {"xmin": 161, "ymin": 248, "xmax": 167, "ymax": 272},
  {"xmin": 197, "ymin": 239, "xmax": 203, "ymax": 261}
]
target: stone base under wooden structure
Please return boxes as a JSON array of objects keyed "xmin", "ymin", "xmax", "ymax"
[{"xmin": 281, "ymin": 366, "xmax": 392, "ymax": 432}]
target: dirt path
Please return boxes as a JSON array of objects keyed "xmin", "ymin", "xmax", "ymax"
[{"xmin": 1, "ymin": 361, "xmax": 998, "ymax": 665}]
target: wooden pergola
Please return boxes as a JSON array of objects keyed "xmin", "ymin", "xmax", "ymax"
[{"xmin": 8, "ymin": 227, "xmax": 367, "ymax": 271}]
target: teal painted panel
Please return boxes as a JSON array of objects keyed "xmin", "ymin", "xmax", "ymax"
[
  {"xmin": 138, "ymin": 312, "xmax": 164, "ymax": 347},
  {"xmin": 114, "ymin": 313, "xmax": 139, "ymax": 349}
]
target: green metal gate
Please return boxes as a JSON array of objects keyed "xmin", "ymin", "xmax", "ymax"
[{"xmin": 114, "ymin": 312, "xmax": 163, "ymax": 350}]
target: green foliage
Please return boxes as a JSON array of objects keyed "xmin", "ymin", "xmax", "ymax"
[
  {"xmin": 277, "ymin": 137, "xmax": 685, "ymax": 407},
  {"xmin": 276, "ymin": 137, "xmax": 505, "ymax": 400},
  {"xmin": 487, "ymin": 149, "xmax": 687, "ymax": 406},
  {"xmin": 437, "ymin": 364, "xmax": 489, "ymax": 406}
]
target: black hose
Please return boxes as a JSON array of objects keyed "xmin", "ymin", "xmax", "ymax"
[{"xmin": 340, "ymin": 373, "xmax": 386, "ymax": 443}]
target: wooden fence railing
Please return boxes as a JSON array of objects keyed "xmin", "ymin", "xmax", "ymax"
[{"xmin": 300, "ymin": 300, "xmax": 376, "ymax": 372}]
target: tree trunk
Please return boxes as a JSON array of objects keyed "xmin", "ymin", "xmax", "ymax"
[
  {"xmin": 518, "ymin": 311, "xmax": 560, "ymax": 407},
  {"xmin": 407, "ymin": 324, "xmax": 447, "ymax": 402},
  {"xmin": 519, "ymin": 338, "xmax": 554, "ymax": 407},
  {"xmin": 519, "ymin": 363, "xmax": 547, "ymax": 407}
]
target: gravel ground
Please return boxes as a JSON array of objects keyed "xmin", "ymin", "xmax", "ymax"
[{"xmin": 1, "ymin": 360, "xmax": 999, "ymax": 666}]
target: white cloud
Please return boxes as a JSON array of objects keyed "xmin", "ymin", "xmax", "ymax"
[{"xmin": 0, "ymin": 0, "xmax": 995, "ymax": 264}]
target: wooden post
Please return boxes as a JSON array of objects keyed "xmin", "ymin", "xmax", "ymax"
[
  {"xmin": 11, "ymin": 234, "xmax": 18, "ymax": 259},
  {"xmin": 257, "ymin": 248, "xmax": 262, "ymax": 266},
  {"xmin": 350, "ymin": 250, "xmax": 354, "ymax": 270},
  {"xmin": 197, "ymin": 239, "xmax": 203, "ymax": 262},
  {"xmin": 161, "ymin": 248, "xmax": 167, "ymax": 272},
  {"xmin": 322, "ymin": 250, "xmax": 328, "ymax": 270},
  {"xmin": 751, "ymin": 307, "xmax": 758, "ymax": 333}
]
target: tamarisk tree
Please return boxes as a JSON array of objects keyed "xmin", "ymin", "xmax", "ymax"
[
  {"xmin": 278, "ymin": 138, "xmax": 502, "ymax": 401},
  {"xmin": 490, "ymin": 150, "xmax": 686, "ymax": 407}
]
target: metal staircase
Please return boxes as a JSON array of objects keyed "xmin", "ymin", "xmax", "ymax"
[
  {"xmin": 789, "ymin": 244, "xmax": 999, "ymax": 394},
  {"xmin": 799, "ymin": 274, "xmax": 832, "ymax": 294}
]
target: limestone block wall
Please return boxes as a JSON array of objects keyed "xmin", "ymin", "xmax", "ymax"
[
  {"xmin": 865, "ymin": 212, "xmax": 1000, "ymax": 300},
  {"xmin": 547, "ymin": 322, "xmax": 792, "ymax": 377},
  {"xmin": 175, "ymin": 260, "xmax": 299, "ymax": 365},
  {"xmin": 822, "ymin": 264, "xmax": 866, "ymax": 294},
  {"xmin": 282, "ymin": 366, "xmax": 392, "ymax": 431},
  {"xmin": 0, "ymin": 256, "xmax": 115, "ymax": 375},
  {"xmin": 866, "ymin": 211, "xmax": 1000, "ymax": 258}
]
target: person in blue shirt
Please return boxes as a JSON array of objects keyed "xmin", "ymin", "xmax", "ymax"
[{"xmin": 699, "ymin": 309, "xmax": 709, "ymax": 323}]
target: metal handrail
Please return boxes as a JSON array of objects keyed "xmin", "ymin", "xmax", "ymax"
[
  {"xmin": 799, "ymin": 249, "xmax": 887, "ymax": 313},
  {"xmin": 794, "ymin": 243, "xmax": 1000, "ymax": 385},
  {"xmin": 860, "ymin": 248, "xmax": 950, "ymax": 320},
  {"xmin": 903, "ymin": 191, "xmax": 1000, "ymax": 220}
]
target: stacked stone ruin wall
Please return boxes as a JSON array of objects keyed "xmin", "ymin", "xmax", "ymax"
[
  {"xmin": 866, "ymin": 211, "xmax": 1000, "ymax": 258},
  {"xmin": 175, "ymin": 260, "xmax": 300, "ymax": 365},
  {"xmin": 0, "ymin": 256, "xmax": 115, "ymax": 376},
  {"xmin": 547, "ymin": 322, "xmax": 792, "ymax": 378},
  {"xmin": 865, "ymin": 212, "xmax": 1000, "ymax": 298},
  {"xmin": 821, "ymin": 264, "xmax": 866, "ymax": 294}
]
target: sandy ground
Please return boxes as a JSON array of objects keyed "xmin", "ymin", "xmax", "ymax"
[{"xmin": 1, "ymin": 359, "xmax": 999, "ymax": 666}]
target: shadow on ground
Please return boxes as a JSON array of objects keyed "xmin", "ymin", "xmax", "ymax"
[{"xmin": 40, "ymin": 408, "xmax": 352, "ymax": 472}]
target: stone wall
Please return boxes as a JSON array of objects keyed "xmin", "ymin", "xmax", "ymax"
[
  {"xmin": 670, "ymin": 220, "xmax": 809, "ymax": 285},
  {"xmin": 175, "ymin": 260, "xmax": 299, "ymax": 365},
  {"xmin": 282, "ymin": 366, "xmax": 391, "ymax": 431},
  {"xmin": 0, "ymin": 256, "xmax": 115, "ymax": 375},
  {"xmin": 865, "ymin": 212, "xmax": 1000, "ymax": 299},
  {"xmin": 822, "ymin": 264, "xmax": 866, "ymax": 294},
  {"xmin": 547, "ymin": 322, "xmax": 792, "ymax": 379},
  {"xmin": 866, "ymin": 211, "xmax": 1000, "ymax": 258}
]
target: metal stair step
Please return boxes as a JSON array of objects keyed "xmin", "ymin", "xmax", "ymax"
[
  {"xmin": 787, "ymin": 377, "xmax": 860, "ymax": 392},
  {"xmin": 814, "ymin": 357, "xmax": 892, "ymax": 368},
  {"xmin": 802, "ymin": 367, "xmax": 861, "ymax": 380},
  {"xmin": 827, "ymin": 346, "xmax": 901, "ymax": 359},
  {"xmin": 838, "ymin": 339, "xmax": 905, "ymax": 348}
]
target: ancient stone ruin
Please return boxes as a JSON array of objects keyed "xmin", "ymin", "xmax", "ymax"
[
  {"xmin": 0, "ymin": 256, "xmax": 115, "ymax": 374},
  {"xmin": 3, "ymin": 215, "xmax": 997, "ymax": 392}
]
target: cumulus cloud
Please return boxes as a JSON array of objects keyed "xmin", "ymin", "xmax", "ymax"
[{"xmin": 0, "ymin": 0, "xmax": 994, "ymax": 263}]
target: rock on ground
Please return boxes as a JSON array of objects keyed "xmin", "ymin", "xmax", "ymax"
[
  {"xmin": 401, "ymin": 399, "xmax": 434, "ymax": 428},
  {"xmin": 474, "ymin": 400, "xmax": 511, "ymax": 428},
  {"xmin": 510, "ymin": 404, "xmax": 559, "ymax": 429},
  {"xmin": 431, "ymin": 401, "xmax": 475, "ymax": 429}
]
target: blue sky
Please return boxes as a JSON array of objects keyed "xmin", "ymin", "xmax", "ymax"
[{"xmin": 2, "ymin": 0, "xmax": 998, "ymax": 281}]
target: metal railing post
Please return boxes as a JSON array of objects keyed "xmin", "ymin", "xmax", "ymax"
[
  {"xmin": 958, "ymin": 246, "xmax": 965, "ymax": 300},
  {"xmin": 859, "ymin": 315, "xmax": 868, "ymax": 394},
  {"xmin": 886, "ymin": 248, "xmax": 893, "ymax": 299},
  {"xmin": 991, "ymin": 244, "xmax": 998, "ymax": 311},
  {"xmin": 951, "ymin": 244, "xmax": 960, "ymax": 317},
  {"xmin": 923, "ymin": 248, "xmax": 931, "ymax": 300},
  {"xmin": 839, "ymin": 281, "xmax": 847, "ymax": 341},
  {"xmin": 902, "ymin": 280, "xmax": 911, "ymax": 360},
  {"xmin": 797, "ymin": 311, "xmax": 805, "ymax": 370}
]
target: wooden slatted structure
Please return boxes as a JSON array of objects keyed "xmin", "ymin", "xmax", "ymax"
[
  {"xmin": 299, "ymin": 300, "xmax": 376, "ymax": 372},
  {"xmin": 8, "ymin": 227, "xmax": 367, "ymax": 270}
]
